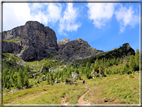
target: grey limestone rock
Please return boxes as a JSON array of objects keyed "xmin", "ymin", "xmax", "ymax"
[
  {"xmin": 55, "ymin": 38, "xmax": 104, "ymax": 61},
  {"xmin": 71, "ymin": 72, "xmax": 78, "ymax": 82},
  {"xmin": 40, "ymin": 66, "xmax": 49, "ymax": 73},
  {"xmin": 2, "ymin": 41, "xmax": 22, "ymax": 54}
]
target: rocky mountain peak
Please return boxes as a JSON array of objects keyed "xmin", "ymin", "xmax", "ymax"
[
  {"xmin": 75, "ymin": 38, "xmax": 90, "ymax": 47},
  {"xmin": 58, "ymin": 38, "xmax": 71, "ymax": 48},
  {"xmin": 122, "ymin": 43, "xmax": 131, "ymax": 50},
  {"xmin": 55, "ymin": 37, "xmax": 102, "ymax": 61},
  {"xmin": 24, "ymin": 21, "xmax": 45, "ymax": 31},
  {"xmin": 3, "ymin": 21, "xmax": 58, "ymax": 61}
]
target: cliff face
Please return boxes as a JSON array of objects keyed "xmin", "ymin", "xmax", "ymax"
[
  {"xmin": 2, "ymin": 21, "xmax": 135, "ymax": 61},
  {"xmin": 2, "ymin": 21, "xmax": 58, "ymax": 61},
  {"xmin": 55, "ymin": 38, "xmax": 104, "ymax": 61},
  {"xmin": 3, "ymin": 21, "xmax": 58, "ymax": 50}
]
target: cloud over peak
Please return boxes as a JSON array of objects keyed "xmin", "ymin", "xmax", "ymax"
[
  {"xmin": 87, "ymin": 3, "xmax": 115, "ymax": 28},
  {"xmin": 3, "ymin": 3, "xmax": 81, "ymax": 36},
  {"xmin": 59, "ymin": 3, "xmax": 81, "ymax": 36}
]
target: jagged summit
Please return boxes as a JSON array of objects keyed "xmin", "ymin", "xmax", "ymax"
[
  {"xmin": 58, "ymin": 38, "xmax": 71, "ymax": 48},
  {"xmin": 56, "ymin": 37, "xmax": 102, "ymax": 61},
  {"xmin": 2, "ymin": 21, "xmax": 135, "ymax": 61}
]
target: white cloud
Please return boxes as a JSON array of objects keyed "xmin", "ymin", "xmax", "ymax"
[
  {"xmin": 3, "ymin": 3, "xmax": 62, "ymax": 31},
  {"xmin": 87, "ymin": 3, "xmax": 115, "ymax": 28},
  {"xmin": 3, "ymin": 3, "xmax": 80, "ymax": 36},
  {"xmin": 3, "ymin": 3, "xmax": 32, "ymax": 31},
  {"xmin": 59, "ymin": 3, "xmax": 81, "ymax": 36},
  {"xmin": 29, "ymin": 3, "xmax": 62, "ymax": 25},
  {"xmin": 115, "ymin": 4, "xmax": 139, "ymax": 32}
]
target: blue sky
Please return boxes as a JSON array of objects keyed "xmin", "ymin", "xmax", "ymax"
[{"xmin": 3, "ymin": 2, "xmax": 139, "ymax": 52}]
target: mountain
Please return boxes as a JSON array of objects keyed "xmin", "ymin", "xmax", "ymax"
[
  {"xmin": 2, "ymin": 21, "xmax": 135, "ymax": 62},
  {"xmin": 2, "ymin": 21, "xmax": 58, "ymax": 61},
  {"xmin": 55, "ymin": 38, "xmax": 104, "ymax": 61}
]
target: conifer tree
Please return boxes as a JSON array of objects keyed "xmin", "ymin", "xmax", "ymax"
[
  {"xmin": 104, "ymin": 69, "xmax": 108, "ymax": 76},
  {"xmin": 50, "ymin": 73, "xmax": 54, "ymax": 85},
  {"xmin": 85, "ymin": 62, "xmax": 90, "ymax": 75},
  {"xmin": 17, "ymin": 72, "xmax": 23, "ymax": 88},
  {"xmin": 99, "ymin": 66, "xmax": 102, "ymax": 74},
  {"xmin": 135, "ymin": 49, "xmax": 139, "ymax": 70},
  {"xmin": 61, "ymin": 73, "xmax": 64, "ymax": 82},
  {"xmin": 94, "ymin": 59, "xmax": 98, "ymax": 71},
  {"xmin": 129, "ymin": 55, "xmax": 136, "ymax": 72},
  {"xmin": 24, "ymin": 75, "xmax": 29, "ymax": 88},
  {"xmin": 10, "ymin": 75, "xmax": 14, "ymax": 87},
  {"xmin": 116, "ymin": 58, "xmax": 120, "ymax": 65},
  {"xmin": 47, "ymin": 73, "xmax": 50, "ymax": 85},
  {"xmin": 67, "ymin": 64, "xmax": 71, "ymax": 77}
]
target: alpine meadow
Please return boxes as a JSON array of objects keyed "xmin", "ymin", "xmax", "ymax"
[{"xmin": 2, "ymin": 2, "xmax": 140, "ymax": 106}]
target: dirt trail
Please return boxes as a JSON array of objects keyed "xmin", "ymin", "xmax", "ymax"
[
  {"xmin": 61, "ymin": 97, "xmax": 69, "ymax": 105},
  {"xmin": 77, "ymin": 88, "xmax": 93, "ymax": 105}
]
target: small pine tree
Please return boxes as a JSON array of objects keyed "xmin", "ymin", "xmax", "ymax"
[
  {"xmin": 24, "ymin": 75, "xmax": 29, "ymax": 88},
  {"xmin": 17, "ymin": 72, "xmax": 23, "ymax": 88},
  {"xmin": 129, "ymin": 55, "xmax": 136, "ymax": 72},
  {"xmin": 135, "ymin": 49, "xmax": 139, "ymax": 70},
  {"xmin": 116, "ymin": 58, "xmax": 120, "ymax": 65},
  {"xmin": 99, "ymin": 66, "xmax": 102, "ymax": 74},
  {"xmin": 50, "ymin": 73, "xmax": 54, "ymax": 85},
  {"xmin": 78, "ymin": 74, "xmax": 81, "ymax": 80},
  {"xmin": 94, "ymin": 59, "xmax": 98, "ymax": 71},
  {"xmin": 47, "ymin": 73, "xmax": 50, "ymax": 85},
  {"xmin": 10, "ymin": 75, "xmax": 14, "ymax": 87},
  {"xmin": 104, "ymin": 69, "xmax": 108, "ymax": 76}
]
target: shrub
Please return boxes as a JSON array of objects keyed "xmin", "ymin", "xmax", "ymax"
[{"xmin": 129, "ymin": 74, "xmax": 134, "ymax": 78}]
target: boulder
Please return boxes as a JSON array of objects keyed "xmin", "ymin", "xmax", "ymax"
[
  {"xmin": 54, "ymin": 81, "xmax": 60, "ymax": 84},
  {"xmin": 98, "ymin": 74, "xmax": 103, "ymax": 77},
  {"xmin": 41, "ymin": 75, "xmax": 46, "ymax": 81},
  {"xmin": 19, "ymin": 46, "xmax": 36, "ymax": 61},
  {"xmin": 91, "ymin": 71, "xmax": 95, "ymax": 77},
  {"xmin": 71, "ymin": 72, "xmax": 78, "ymax": 82},
  {"xmin": 40, "ymin": 66, "xmax": 49, "ymax": 73},
  {"xmin": 49, "ymin": 67, "xmax": 55, "ymax": 73}
]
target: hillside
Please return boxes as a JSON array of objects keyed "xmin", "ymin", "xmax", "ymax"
[{"xmin": 2, "ymin": 21, "xmax": 140, "ymax": 105}]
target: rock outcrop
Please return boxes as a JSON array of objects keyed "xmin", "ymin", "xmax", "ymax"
[
  {"xmin": 2, "ymin": 41, "xmax": 22, "ymax": 54},
  {"xmin": 71, "ymin": 72, "xmax": 78, "ymax": 82},
  {"xmin": 40, "ymin": 66, "xmax": 49, "ymax": 73},
  {"xmin": 55, "ymin": 38, "xmax": 104, "ymax": 61},
  {"xmin": 3, "ymin": 21, "xmax": 58, "ymax": 50},
  {"xmin": 57, "ymin": 38, "xmax": 71, "ymax": 48},
  {"xmin": 2, "ymin": 21, "xmax": 58, "ymax": 61},
  {"xmin": 87, "ymin": 43, "xmax": 135, "ymax": 64}
]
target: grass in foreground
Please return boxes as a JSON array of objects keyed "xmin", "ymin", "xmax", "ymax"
[
  {"xmin": 3, "ymin": 82, "xmax": 87, "ymax": 104},
  {"xmin": 83, "ymin": 73, "xmax": 139, "ymax": 104},
  {"xmin": 3, "ymin": 73, "xmax": 139, "ymax": 104}
]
